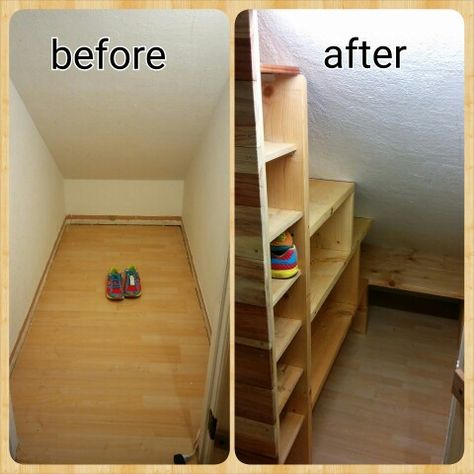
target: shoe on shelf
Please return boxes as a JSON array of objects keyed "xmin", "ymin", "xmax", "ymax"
[
  {"xmin": 106, "ymin": 268, "xmax": 124, "ymax": 301},
  {"xmin": 270, "ymin": 231, "xmax": 294, "ymax": 253},
  {"xmin": 123, "ymin": 266, "xmax": 142, "ymax": 298},
  {"xmin": 271, "ymin": 245, "xmax": 299, "ymax": 279}
]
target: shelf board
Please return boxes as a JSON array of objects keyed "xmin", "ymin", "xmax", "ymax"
[
  {"xmin": 279, "ymin": 411, "xmax": 305, "ymax": 463},
  {"xmin": 274, "ymin": 317, "xmax": 302, "ymax": 361},
  {"xmin": 277, "ymin": 364, "xmax": 304, "ymax": 414},
  {"xmin": 361, "ymin": 243, "xmax": 463, "ymax": 300},
  {"xmin": 309, "ymin": 179, "xmax": 354, "ymax": 236},
  {"xmin": 261, "ymin": 64, "xmax": 300, "ymax": 75},
  {"xmin": 272, "ymin": 271, "xmax": 301, "ymax": 306},
  {"xmin": 310, "ymin": 248, "xmax": 349, "ymax": 319},
  {"xmin": 264, "ymin": 141, "xmax": 297, "ymax": 163},
  {"xmin": 268, "ymin": 208, "xmax": 303, "ymax": 242},
  {"xmin": 310, "ymin": 216, "xmax": 372, "ymax": 319},
  {"xmin": 311, "ymin": 302, "xmax": 356, "ymax": 407},
  {"xmin": 353, "ymin": 217, "xmax": 372, "ymax": 245}
]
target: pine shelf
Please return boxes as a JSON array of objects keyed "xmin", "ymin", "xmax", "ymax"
[
  {"xmin": 309, "ymin": 179, "xmax": 354, "ymax": 237},
  {"xmin": 311, "ymin": 302, "xmax": 356, "ymax": 407},
  {"xmin": 310, "ymin": 248, "xmax": 349, "ymax": 319},
  {"xmin": 264, "ymin": 141, "xmax": 297, "ymax": 163},
  {"xmin": 261, "ymin": 63, "xmax": 300, "ymax": 75},
  {"xmin": 353, "ymin": 217, "xmax": 372, "ymax": 246},
  {"xmin": 279, "ymin": 411, "xmax": 305, "ymax": 463},
  {"xmin": 310, "ymin": 217, "xmax": 373, "ymax": 319},
  {"xmin": 360, "ymin": 240, "xmax": 463, "ymax": 300},
  {"xmin": 272, "ymin": 271, "xmax": 301, "ymax": 306},
  {"xmin": 268, "ymin": 208, "xmax": 303, "ymax": 242},
  {"xmin": 274, "ymin": 317, "xmax": 302, "ymax": 361},
  {"xmin": 277, "ymin": 364, "xmax": 304, "ymax": 414}
]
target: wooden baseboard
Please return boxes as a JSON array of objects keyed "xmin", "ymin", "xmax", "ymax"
[
  {"xmin": 180, "ymin": 224, "xmax": 212, "ymax": 342},
  {"xmin": 9, "ymin": 217, "xmax": 67, "ymax": 373},
  {"xmin": 66, "ymin": 215, "xmax": 182, "ymax": 226}
]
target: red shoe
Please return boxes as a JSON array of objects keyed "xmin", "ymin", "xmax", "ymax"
[
  {"xmin": 106, "ymin": 268, "xmax": 124, "ymax": 300},
  {"xmin": 123, "ymin": 266, "xmax": 142, "ymax": 298}
]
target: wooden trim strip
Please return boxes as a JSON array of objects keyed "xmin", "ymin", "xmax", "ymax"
[
  {"xmin": 66, "ymin": 215, "xmax": 182, "ymax": 225},
  {"xmin": 9, "ymin": 217, "xmax": 67, "ymax": 373},
  {"xmin": 261, "ymin": 64, "xmax": 300, "ymax": 75},
  {"xmin": 180, "ymin": 224, "xmax": 212, "ymax": 342}
]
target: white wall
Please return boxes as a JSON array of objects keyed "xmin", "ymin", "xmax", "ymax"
[
  {"xmin": 182, "ymin": 84, "xmax": 229, "ymax": 332},
  {"xmin": 65, "ymin": 179, "xmax": 183, "ymax": 216},
  {"xmin": 9, "ymin": 81, "xmax": 65, "ymax": 353},
  {"xmin": 259, "ymin": 10, "xmax": 464, "ymax": 257}
]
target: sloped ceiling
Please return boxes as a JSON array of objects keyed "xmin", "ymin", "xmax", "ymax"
[
  {"xmin": 259, "ymin": 10, "xmax": 464, "ymax": 257},
  {"xmin": 10, "ymin": 10, "xmax": 228, "ymax": 179}
]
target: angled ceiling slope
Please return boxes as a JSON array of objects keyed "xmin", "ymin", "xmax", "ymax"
[{"xmin": 10, "ymin": 10, "xmax": 228, "ymax": 180}]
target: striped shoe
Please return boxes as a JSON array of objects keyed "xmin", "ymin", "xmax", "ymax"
[
  {"xmin": 271, "ymin": 245, "xmax": 299, "ymax": 279},
  {"xmin": 270, "ymin": 231, "xmax": 293, "ymax": 253},
  {"xmin": 106, "ymin": 268, "xmax": 124, "ymax": 301},
  {"xmin": 123, "ymin": 266, "xmax": 142, "ymax": 298}
]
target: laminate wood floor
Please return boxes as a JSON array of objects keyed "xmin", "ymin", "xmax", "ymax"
[
  {"xmin": 11, "ymin": 225, "xmax": 209, "ymax": 464},
  {"xmin": 312, "ymin": 305, "xmax": 459, "ymax": 464}
]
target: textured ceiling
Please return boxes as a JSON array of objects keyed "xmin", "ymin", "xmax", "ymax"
[
  {"xmin": 10, "ymin": 10, "xmax": 228, "ymax": 179},
  {"xmin": 259, "ymin": 10, "xmax": 464, "ymax": 257}
]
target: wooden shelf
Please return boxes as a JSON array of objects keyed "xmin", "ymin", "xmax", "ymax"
[
  {"xmin": 310, "ymin": 248, "xmax": 348, "ymax": 319},
  {"xmin": 353, "ymin": 217, "xmax": 372, "ymax": 245},
  {"xmin": 268, "ymin": 208, "xmax": 303, "ymax": 242},
  {"xmin": 264, "ymin": 141, "xmax": 297, "ymax": 163},
  {"xmin": 261, "ymin": 64, "xmax": 300, "ymax": 75},
  {"xmin": 274, "ymin": 317, "xmax": 302, "ymax": 361},
  {"xmin": 272, "ymin": 271, "xmax": 301, "ymax": 306},
  {"xmin": 361, "ymin": 243, "xmax": 463, "ymax": 300},
  {"xmin": 309, "ymin": 179, "xmax": 354, "ymax": 236},
  {"xmin": 310, "ymin": 216, "xmax": 372, "ymax": 319},
  {"xmin": 311, "ymin": 302, "xmax": 356, "ymax": 407},
  {"xmin": 277, "ymin": 364, "xmax": 304, "ymax": 414},
  {"xmin": 279, "ymin": 411, "xmax": 305, "ymax": 463}
]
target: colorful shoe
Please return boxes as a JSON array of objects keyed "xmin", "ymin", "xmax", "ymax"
[
  {"xmin": 123, "ymin": 266, "xmax": 142, "ymax": 298},
  {"xmin": 270, "ymin": 231, "xmax": 294, "ymax": 253},
  {"xmin": 271, "ymin": 245, "xmax": 299, "ymax": 279},
  {"xmin": 106, "ymin": 268, "xmax": 124, "ymax": 300}
]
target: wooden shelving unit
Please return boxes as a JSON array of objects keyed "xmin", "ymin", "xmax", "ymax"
[{"xmin": 235, "ymin": 11, "xmax": 372, "ymax": 465}]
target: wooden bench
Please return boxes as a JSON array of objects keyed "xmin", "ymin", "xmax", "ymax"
[{"xmin": 356, "ymin": 244, "xmax": 463, "ymax": 334}]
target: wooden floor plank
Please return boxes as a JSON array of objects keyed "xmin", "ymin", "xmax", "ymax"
[{"xmin": 11, "ymin": 224, "xmax": 209, "ymax": 464}]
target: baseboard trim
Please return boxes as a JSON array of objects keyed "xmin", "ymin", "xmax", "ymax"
[
  {"xmin": 66, "ymin": 215, "xmax": 182, "ymax": 226},
  {"xmin": 181, "ymin": 224, "xmax": 212, "ymax": 342},
  {"xmin": 9, "ymin": 217, "xmax": 67, "ymax": 373}
]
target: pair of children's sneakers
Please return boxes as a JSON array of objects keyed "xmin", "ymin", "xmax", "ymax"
[
  {"xmin": 106, "ymin": 266, "xmax": 142, "ymax": 301},
  {"xmin": 270, "ymin": 231, "xmax": 299, "ymax": 279}
]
